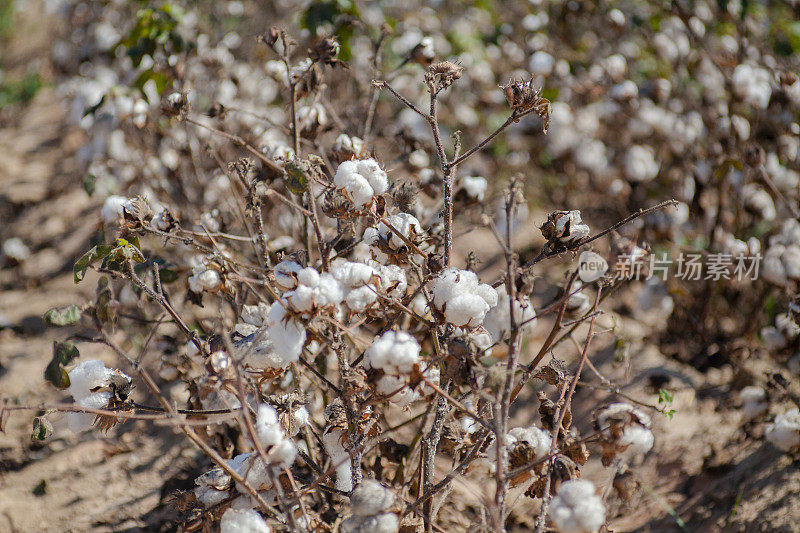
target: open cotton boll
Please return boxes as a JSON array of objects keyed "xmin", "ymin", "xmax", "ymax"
[
  {"xmin": 220, "ymin": 509, "xmax": 271, "ymax": 533},
  {"xmin": 732, "ymin": 63, "xmax": 772, "ymax": 110},
  {"xmin": 333, "ymin": 158, "xmax": 388, "ymax": 207},
  {"xmin": 188, "ymin": 266, "xmax": 221, "ymax": 293},
  {"xmin": 284, "ymin": 268, "xmax": 343, "ymax": 314},
  {"xmin": 431, "ymin": 268, "xmax": 497, "ymax": 327},
  {"xmin": 623, "ymin": 145, "xmax": 659, "ymax": 182},
  {"xmin": 596, "ymin": 403, "xmax": 654, "ymax": 462},
  {"xmin": 349, "ymin": 479, "xmax": 395, "ymax": 516},
  {"xmin": 340, "ymin": 513, "xmax": 399, "ymax": 533},
  {"xmin": 67, "ymin": 360, "xmax": 132, "ymax": 432},
  {"xmin": 765, "ymin": 408, "xmax": 800, "ymax": 452},
  {"xmin": 274, "ymin": 260, "xmax": 303, "ymax": 290},
  {"xmin": 740, "ymin": 386, "xmax": 768, "ymax": 420},
  {"xmin": 365, "ymin": 330, "xmax": 420, "ymax": 375},
  {"xmin": 322, "ymin": 429, "xmax": 352, "ymax": 492},
  {"xmin": 549, "ymin": 479, "xmax": 606, "ymax": 533},
  {"xmin": 461, "ymin": 176, "xmax": 487, "ymax": 201},
  {"xmin": 331, "ymin": 259, "xmax": 378, "ymax": 288},
  {"xmin": 483, "ymin": 284, "xmax": 536, "ymax": 343},
  {"xmin": 377, "ymin": 213, "xmax": 422, "ymax": 250},
  {"xmin": 265, "ymin": 302, "xmax": 306, "ymax": 367},
  {"xmin": 101, "ymin": 195, "xmax": 129, "ymax": 224}
]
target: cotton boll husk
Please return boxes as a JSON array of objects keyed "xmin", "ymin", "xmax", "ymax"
[
  {"xmin": 765, "ymin": 408, "xmax": 800, "ymax": 452},
  {"xmin": 220, "ymin": 509, "xmax": 271, "ymax": 533},
  {"xmin": 548, "ymin": 479, "xmax": 606, "ymax": 533}
]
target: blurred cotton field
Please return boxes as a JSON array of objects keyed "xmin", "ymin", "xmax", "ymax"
[{"xmin": 2, "ymin": 0, "xmax": 800, "ymax": 532}]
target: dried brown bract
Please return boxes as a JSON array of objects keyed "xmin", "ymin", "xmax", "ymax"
[
  {"xmin": 309, "ymin": 36, "xmax": 343, "ymax": 67},
  {"xmin": 425, "ymin": 61, "xmax": 463, "ymax": 94},
  {"xmin": 500, "ymin": 78, "xmax": 551, "ymax": 132}
]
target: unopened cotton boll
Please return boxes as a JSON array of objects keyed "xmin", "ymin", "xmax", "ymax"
[
  {"xmin": 765, "ymin": 408, "xmax": 800, "ymax": 452},
  {"xmin": 220, "ymin": 509, "xmax": 271, "ymax": 533},
  {"xmin": 624, "ymin": 146, "xmax": 659, "ymax": 182},
  {"xmin": 548, "ymin": 479, "xmax": 606, "ymax": 533},
  {"xmin": 333, "ymin": 158, "xmax": 389, "ymax": 207}
]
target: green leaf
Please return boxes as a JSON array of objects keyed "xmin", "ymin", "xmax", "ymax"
[
  {"xmin": 74, "ymin": 244, "xmax": 113, "ymax": 283},
  {"xmin": 44, "ymin": 360, "xmax": 70, "ymax": 389},
  {"xmin": 31, "ymin": 417, "xmax": 53, "ymax": 441},
  {"xmin": 44, "ymin": 342, "xmax": 79, "ymax": 389},
  {"xmin": 31, "ymin": 479, "xmax": 47, "ymax": 496},
  {"xmin": 42, "ymin": 305, "xmax": 81, "ymax": 327},
  {"xmin": 283, "ymin": 160, "xmax": 309, "ymax": 196},
  {"xmin": 82, "ymin": 173, "xmax": 97, "ymax": 197},
  {"xmin": 53, "ymin": 341, "xmax": 79, "ymax": 365}
]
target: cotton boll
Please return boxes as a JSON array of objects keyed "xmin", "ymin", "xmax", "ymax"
[
  {"xmin": 340, "ymin": 513, "xmax": 399, "ymax": 533},
  {"xmin": 483, "ymin": 284, "xmax": 536, "ymax": 343},
  {"xmin": 444, "ymin": 293, "xmax": 491, "ymax": 328},
  {"xmin": 732, "ymin": 63, "xmax": 772, "ymax": 110},
  {"xmin": 508, "ymin": 425, "xmax": 552, "ymax": 459},
  {"xmin": 350, "ymin": 479, "xmax": 395, "ymax": 516},
  {"xmin": 334, "ymin": 158, "xmax": 388, "ymax": 208},
  {"xmin": 609, "ymin": 80, "xmax": 638, "ymax": 100},
  {"xmin": 220, "ymin": 509, "xmax": 271, "ymax": 533},
  {"xmin": 548, "ymin": 479, "xmax": 606, "ymax": 533},
  {"xmin": 742, "ymin": 185, "xmax": 776, "ymax": 221},
  {"xmin": 766, "ymin": 408, "xmax": 800, "ymax": 452},
  {"xmin": 322, "ymin": 429, "xmax": 352, "ymax": 492},
  {"xmin": 596, "ymin": 403, "xmax": 654, "ymax": 462},
  {"xmin": 461, "ymin": 176, "xmax": 487, "ymax": 201},
  {"xmin": 529, "ymin": 51, "xmax": 555, "ymax": 76},
  {"xmin": 345, "ymin": 286, "xmax": 379, "ymax": 312},
  {"xmin": 602, "ymin": 54, "xmax": 627, "ymax": 82},
  {"xmin": 740, "ymin": 386, "xmax": 768, "ymax": 420},
  {"xmin": 67, "ymin": 360, "xmax": 132, "ymax": 432},
  {"xmin": 365, "ymin": 331, "xmax": 420, "ymax": 375},
  {"xmin": 624, "ymin": 146, "xmax": 659, "ymax": 182},
  {"xmin": 432, "ymin": 268, "xmax": 497, "ymax": 327},
  {"xmin": 761, "ymin": 326, "xmax": 787, "ymax": 350},
  {"xmin": 2, "ymin": 238, "xmax": 31, "ymax": 262},
  {"xmin": 265, "ymin": 302, "xmax": 306, "ymax": 367},
  {"xmin": 101, "ymin": 195, "xmax": 128, "ymax": 224},
  {"xmin": 274, "ymin": 260, "xmax": 303, "ymax": 290},
  {"xmin": 378, "ymin": 213, "xmax": 422, "ymax": 250}
]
